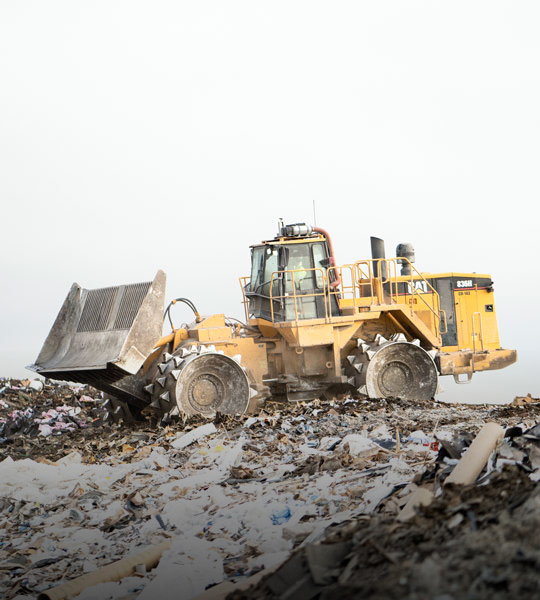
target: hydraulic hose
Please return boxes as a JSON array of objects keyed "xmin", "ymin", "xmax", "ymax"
[
  {"xmin": 313, "ymin": 226, "xmax": 341, "ymax": 289},
  {"xmin": 164, "ymin": 298, "xmax": 202, "ymax": 330}
]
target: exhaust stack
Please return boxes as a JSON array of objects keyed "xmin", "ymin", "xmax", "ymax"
[{"xmin": 370, "ymin": 236, "xmax": 388, "ymax": 280}]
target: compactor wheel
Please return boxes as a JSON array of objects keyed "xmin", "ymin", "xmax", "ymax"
[
  {"xmin": 145, "ymin": 345, "xmax": 256, "ymax": 421},
  {"xmin": 103, "ymin": 396, "xmax": 139, "ymax": 424},
  {"xmin": 347, "ymin": 334, "xmax": 439, "ymax": 401}
]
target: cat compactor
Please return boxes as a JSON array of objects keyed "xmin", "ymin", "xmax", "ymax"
[{"xmin": 29, "ymin": 222, "xmax": 517, "ymax": 422}]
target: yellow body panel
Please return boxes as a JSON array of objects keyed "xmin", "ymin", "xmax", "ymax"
[
  {"xmin": 398, "ymin": 273, "xmax": 501, "ymax": 352},
  {"xmin": 217, "ymin": 337, "xmax": 269, "ymax": 387},
  {"xmin": 452, "ymin": 288, "xmax": 500, "ymax": 352},
  {"xmin": 254, "ymin": 318, "xmax": 279, "ymax": 338}
]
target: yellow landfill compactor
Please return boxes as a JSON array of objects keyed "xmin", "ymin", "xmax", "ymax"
[{"xmin": 29, "ymin": 222, "xmax": 517, "ymax": 422}]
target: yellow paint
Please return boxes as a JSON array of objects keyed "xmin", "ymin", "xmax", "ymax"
[
  {"xmin": 213, "ymin": 337, "xmax": 270, "ymax": 385},
  {"xmin": 453, "ymin": 287, "xmax": 500, "ymax": 351},
  {"xmin": 253, "ymin": 318, "xmax": 279, "ymax": 338},
  {"xmin": 439, "ymin": 348, "xmax": 517, "ymax": 376},
  {"xmin": 173, "ymin": 328, "xmax": 188, "ymax": 350},
  {"xmin": 154, "ymin": 332, "xmax": 175, "ymax": 348},
  {"xmin": 188, "ymin": 314, "xmax": 233, "ymax": 343},
  {"xmin": 252, "ymin": 234, "xmax": 326, "ymax": 248}
]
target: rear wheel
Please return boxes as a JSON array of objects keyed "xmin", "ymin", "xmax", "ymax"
[{"xmin": 346, "ymin": 334, "xmax": 438, "ymax": 401}]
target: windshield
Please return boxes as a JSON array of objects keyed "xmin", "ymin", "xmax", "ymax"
[{"xmin": 284, "ymin": 244, "xmax": 315, "ymax": 292}]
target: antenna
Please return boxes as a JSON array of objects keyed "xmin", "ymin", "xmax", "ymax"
[{"xmin": 312, "ymin": 200, "xmax": 317, "ymax": 226}]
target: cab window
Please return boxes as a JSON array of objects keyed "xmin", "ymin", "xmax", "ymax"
[
  {"xmin": 311, "ymin": 242, "xmax": 327, "ymax": 288},
  {"xmin": 250, "ymin": 247, "xmax": 265, "ymax": 292},
  {"xmin": 262, "ymin": 246, "xmax": 279, "ymax": 295}
]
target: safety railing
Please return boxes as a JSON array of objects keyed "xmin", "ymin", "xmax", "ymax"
[
  {"xmin": 239, "ymin": 257, "xmax": 442, "ymax": 333},
  {"xmin": 240, "ymin": 268, "xmax": 336, "ymax": 323},
  {"xmin": 401, "ymin": 259, "xmax": 442, "ymax": 335},
  {"xmin": 271, "ymin": 267, "xmax": 332, "ymax": 323},
  {"xmin": 327, "ymin": 258, "xmax": 441, "ymax": 333}
]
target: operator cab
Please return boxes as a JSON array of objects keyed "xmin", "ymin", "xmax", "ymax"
[{"xmin": 246, "ymin": 222, "xmax": 340, "ymax": 322}]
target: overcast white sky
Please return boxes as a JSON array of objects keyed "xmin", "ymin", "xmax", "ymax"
[{"xmin": 1, "ymin": 1, "xmax": 538, "ymax": 403}]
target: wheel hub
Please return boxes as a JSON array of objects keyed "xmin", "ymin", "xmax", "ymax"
[
  {"xmin": 188, "ymin": 374, "xmax": 223, "ymax": 411},
  {"xmin": 378, "ymin": 360, "xmax": 412, "ymax": 395}
]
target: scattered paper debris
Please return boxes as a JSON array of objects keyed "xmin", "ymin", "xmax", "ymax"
[{"xmin": 1, "ymin": 379, "xmax": 540, "ymax": 600}]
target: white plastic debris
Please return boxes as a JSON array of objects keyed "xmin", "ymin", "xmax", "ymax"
[
  {"xmin": 341, "ymin": 433, "xmax": 382, "ymax": 457},
  {"xmin": 319, "ymin": 436, "xmax": 342, "ymax": 451},
  {"xmin": 28, "ymin": 379, "xmax": 44, "ymax": 392},
  {"xmin": 171, "ymin": 423, "xmax": 218, "ymax": 449},
  {"xmin": 243, "ymin": 416, "xmax": 259, "ymax": 428}
]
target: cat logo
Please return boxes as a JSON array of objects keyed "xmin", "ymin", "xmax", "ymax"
[{"xmin": 408, "ymin": 280, "xmax": 428, "ymax": 294}]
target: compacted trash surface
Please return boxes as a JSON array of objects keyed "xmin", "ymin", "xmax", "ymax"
[{"xmin": 1, "ymin": 378, "xmax": 540, "ymax": 600}]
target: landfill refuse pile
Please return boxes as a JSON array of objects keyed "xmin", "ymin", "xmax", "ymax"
[
  {"xmin": 229, "ymin": 460, "xmax": 540, "ymax": 600},
  {"xmin": 1, "ymin": 379, "xmax": 540, "ymax": 600},
  {"xmin": 0, "ymin": 379, "xmax": 107, "ymax": 462}
]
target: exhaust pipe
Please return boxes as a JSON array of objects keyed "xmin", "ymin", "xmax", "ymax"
[{"xmin": 370, "ymin": 236, "xmax": 388, "ymax": 280}]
